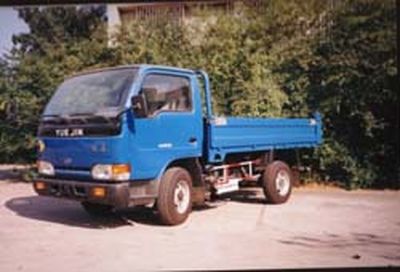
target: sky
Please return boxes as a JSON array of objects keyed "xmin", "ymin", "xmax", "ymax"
[{"xmin": 0, "ymin": 7, "xmax": 29, "ymax": 56}]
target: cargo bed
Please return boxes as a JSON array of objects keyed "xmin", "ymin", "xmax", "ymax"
[{"xmin": 207, "ymin": 113, "xmax": 322, "ymax": 162}]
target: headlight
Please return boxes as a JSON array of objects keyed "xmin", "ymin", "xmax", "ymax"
[
  {"xmin": 91, "ymin": 164, "xmax": 131, "ymax": 181},
  {"xmin": 37, "ymin": 160, "xmax": 55, "ymax": 176}
]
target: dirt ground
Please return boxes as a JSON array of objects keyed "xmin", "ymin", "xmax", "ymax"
[{"xmin": 0, "ymin": 174, "xmax": 399, "ymax": 271}]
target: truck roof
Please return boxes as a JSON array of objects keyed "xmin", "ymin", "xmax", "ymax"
[{"xmin": 69, "ymin": 64, "xmax": 196, "ymax": 79}]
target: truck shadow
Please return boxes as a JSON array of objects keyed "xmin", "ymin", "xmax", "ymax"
[
  {"xmin": 220, "ymin": 189, "xmax": 267, "ymax": 205},
  {"xmin": 5, "ymin": 196, "xmax": 220, "ymax": 229},
  {"xmin": 5, "ymin": 196, "xmax": 161, "ymax": 228}
]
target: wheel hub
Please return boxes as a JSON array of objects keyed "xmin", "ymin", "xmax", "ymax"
[
  {"xmin": 173, "ymin": 180, "xmax": 190, "ymax": 214},
  {"xmin": 275, "ymin": 170, "xmax": 290, "ymax": 196}
]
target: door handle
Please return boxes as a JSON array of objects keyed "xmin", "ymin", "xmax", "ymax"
[{"xmin": 189, "ymin": 137, "xmax": 197, "ymax": 144}]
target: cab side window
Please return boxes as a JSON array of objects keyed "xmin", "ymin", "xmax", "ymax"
[{"xmin": 141, "ymin": 74, "xmax": 192, "ymax": 116}]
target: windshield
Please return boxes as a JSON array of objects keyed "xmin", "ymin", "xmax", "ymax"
[{"xmin": 43, "ymin": 68, "xmax": 137, "ymax": 117}]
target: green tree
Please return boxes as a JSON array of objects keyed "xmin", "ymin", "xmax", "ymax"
[
  {"xmin": 12, "ymin": 5, "xmax": 106, "ymax": 55},
  {"xmin": 278, "ymin": 0, "xmax": 398, "ymax": 188},
  {"xmin": 0, "ymin": 5, "xmax": 110, "ymax": 162}
]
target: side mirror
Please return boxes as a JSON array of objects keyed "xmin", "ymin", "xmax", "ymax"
[{"xmin": 131, "ymin": 95, "xmax": 148, "ymax": 118}]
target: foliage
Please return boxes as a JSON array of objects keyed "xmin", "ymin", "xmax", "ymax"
[
  {"xmin": 12, "ymin": 5, "xmax": 106, "ymax": 55},
  {"xmin": 0, "ymin": 6, "xmax": 112, "ymax": 162},
  {"xmin": 278, "ymin": 0, "xmax": 398, "ymax": 188},
  {"xmin": 0, "ymin": 1, "xmax": 398, "ymax": 188}
]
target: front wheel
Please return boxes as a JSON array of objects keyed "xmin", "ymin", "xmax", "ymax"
[
  {"xmin": 261, "ymin": 161, "xmax": 293, "ymax": 204},
  {"xmin": 157, "ymin": 167, "xmax": 193, "ymax": 225}
]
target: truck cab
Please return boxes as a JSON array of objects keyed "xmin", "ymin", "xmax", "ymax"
[{"xmin": 34, "ymin": 64, "xmax": 322, "ymax": 225}]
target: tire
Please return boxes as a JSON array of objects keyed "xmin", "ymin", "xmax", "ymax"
[
  {"xmin": 261, "ymin": 161, "xmax": 293, "ymax": 204},
  {"xmin": 157, "ymin": 167, "xmax": 193, "ymax": 225},
  {"xmin": 81, "ymin": 201, "xmax": 114, "ymax": 217}
]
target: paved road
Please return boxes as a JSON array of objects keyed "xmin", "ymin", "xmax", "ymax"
[{"xmin": 0, "ymin": 181, "xmax": 399, "ymax": 271}]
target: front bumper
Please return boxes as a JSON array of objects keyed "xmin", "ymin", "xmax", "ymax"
[{"xmin": 33, "ymin": 178, "xmax": 158, "ymax": 208}]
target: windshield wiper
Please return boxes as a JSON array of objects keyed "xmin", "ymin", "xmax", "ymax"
[
  {"xmin": 71, "ymin": 111, "xmax": 123, "ymax": 124},
  {"xmin": 40, "ymin": 114, "xmax": 73, "ymax": 125},
  {"xmin": 68, "ymin": 112, "xmax": 97, "ymax": 118},
  {"xmin": 41, "ymin": 114, "xmax": 61, "ymax": 119}
]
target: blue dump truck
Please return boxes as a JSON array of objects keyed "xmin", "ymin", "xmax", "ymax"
[{"xmin": 34, "ymin": 64, "xmax": 322, "ymax": 225}]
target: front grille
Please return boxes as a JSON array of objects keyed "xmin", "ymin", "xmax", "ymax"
[
  {"xmin": 38, "ymin": 116, "xmax": 122, "ymax": 137},
  {"xmin": 53, "ymin": 168, "xmax": 92, "ymax": 181},
  {"xmin": 38, "ymin": 123, "xmax": 121, "ymax": 137},
  {"xmin": 48, "ymin": 183, "xmax": 88, "ymax": 198},
  {"xmin": 56, "ymin": 166, "xmax": 90, "ymax": 171}
]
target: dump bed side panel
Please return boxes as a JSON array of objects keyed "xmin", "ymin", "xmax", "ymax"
[{"xmin": 207, "ymin": 115, "xmax": 322, "ymax": 163}]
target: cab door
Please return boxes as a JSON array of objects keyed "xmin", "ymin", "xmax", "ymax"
[{"xmin": 130, "ymin": 71, "xmax": 203, "ymax": 179}]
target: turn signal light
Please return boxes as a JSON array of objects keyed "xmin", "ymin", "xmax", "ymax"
[
  {"xmin": 35, "ymin": 181, "xmax": 46, "ymax": 190},
  {"xmin": 112, "ymin": 164, "xmax": 131, "ymax": 176},
  {"xmin": 91, "ymin": 187, "xmax": 106, "ymax": 198}
]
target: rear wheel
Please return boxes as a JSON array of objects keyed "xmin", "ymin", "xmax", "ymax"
[
  {"xmin": 157, "ymin": 167, "xmax": 193, "ymax": 225},
  {"xmin": 81, "ymin": 202, "xmax": 114, "ymax": 217},
  {"xmin": 261, "ymin": 161, "xmax": 293, "ymax": 204}
]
